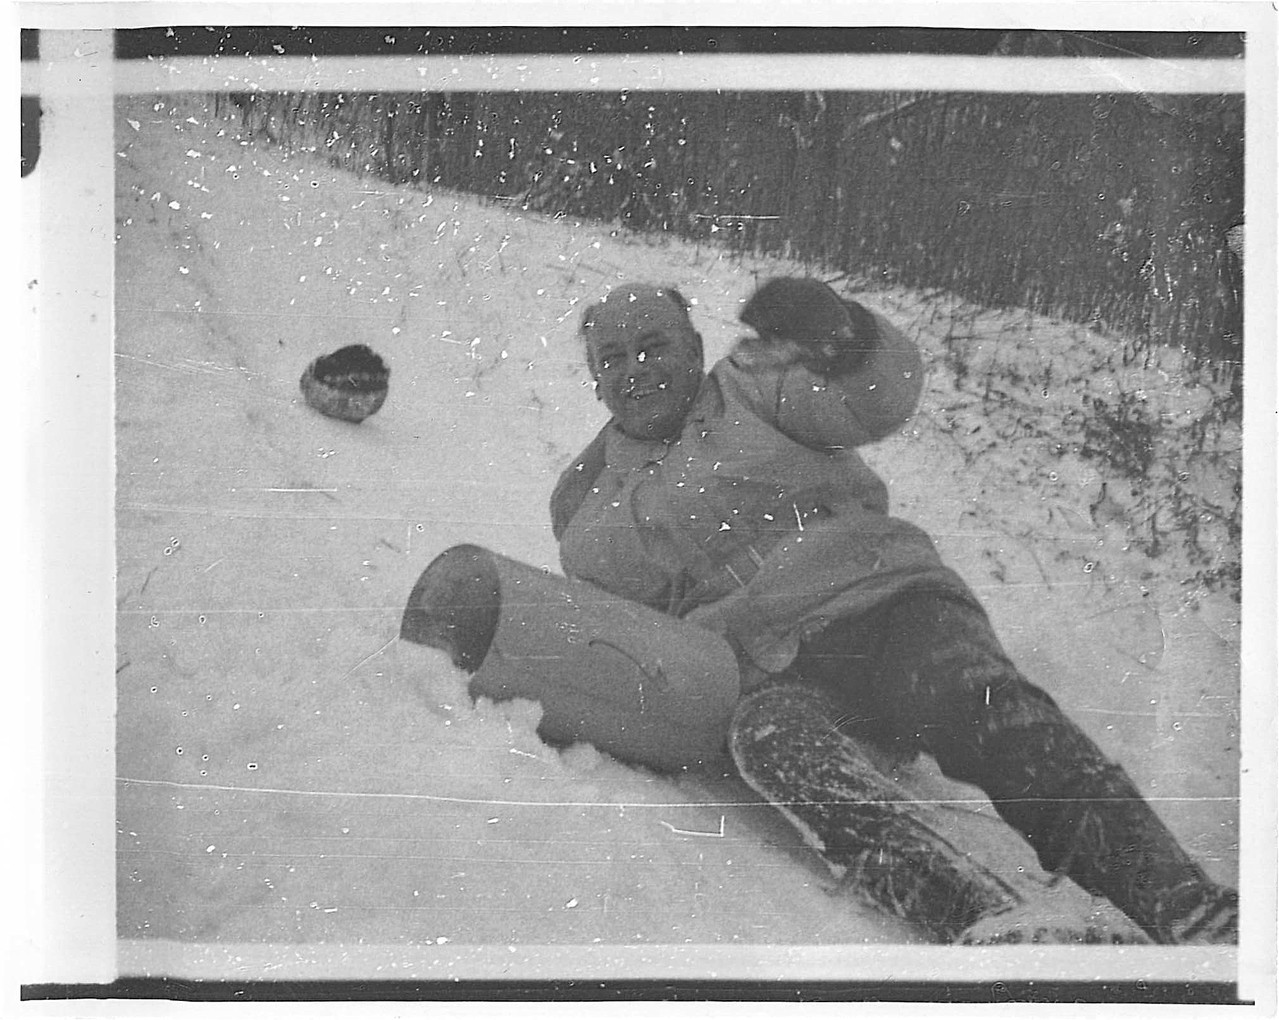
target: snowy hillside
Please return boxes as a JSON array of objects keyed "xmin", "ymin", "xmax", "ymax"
[{"xmin": 114, "ymin": 95, "xmax": 1240, "ymax": 976}]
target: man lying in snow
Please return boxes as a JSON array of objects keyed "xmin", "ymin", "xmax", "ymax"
[{"xmin": 549, "ymin": 277, "xmax": 1238, "ymax": 945}]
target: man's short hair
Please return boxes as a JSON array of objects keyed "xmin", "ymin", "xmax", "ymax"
[
  {"xmin": 579, "ymin": 284, "xmax": 698, "ymax": 377},
  {"xmin": 579, "ymin": 284, "xmax": 693, "ymax": 334}
]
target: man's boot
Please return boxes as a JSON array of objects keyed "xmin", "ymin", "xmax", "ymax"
[{"xmin": 729, "ymin": 682, "xmax": 1022, "ymax": 943}]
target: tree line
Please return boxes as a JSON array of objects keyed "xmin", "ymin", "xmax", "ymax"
[{"xmin": 219, "ymin": 88, "xmax": 1244, "ymax": 378}]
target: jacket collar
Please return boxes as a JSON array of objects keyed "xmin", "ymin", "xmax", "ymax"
[{"xmin": 603, "ymin": 372, "xmax": 723, "ymax": 468}]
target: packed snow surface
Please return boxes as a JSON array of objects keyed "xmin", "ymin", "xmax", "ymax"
[{"xmin": 114, "ymin": 96, "xmax": 1240, "ymax": 975}]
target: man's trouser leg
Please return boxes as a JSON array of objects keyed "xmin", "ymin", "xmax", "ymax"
[{"xmin": 797, "ymin": 593, "xmax": 1238, "ymax": 944}]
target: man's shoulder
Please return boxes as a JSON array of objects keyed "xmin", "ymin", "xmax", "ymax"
[{"xmin": 710, "ymin": 349, "xmax": 776, "ymax": 402}]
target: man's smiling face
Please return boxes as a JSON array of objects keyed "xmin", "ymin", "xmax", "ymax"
[{"xmin": 583, "ymin": 286, "xmax": 705, "ymax": 441}]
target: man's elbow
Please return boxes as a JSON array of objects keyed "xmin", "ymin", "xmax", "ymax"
[{"xmin": 859, "ymin": 319, "xmax": 925, "ymax": 435}]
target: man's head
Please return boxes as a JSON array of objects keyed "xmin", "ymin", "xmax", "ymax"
[{"xmin": 580, "ymin": 283, "xmax": 705, "ymax": 441}]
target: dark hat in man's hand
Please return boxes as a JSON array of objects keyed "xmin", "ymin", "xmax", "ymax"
[{"xmin": 740, "ymin": 278, "xmax": 880, "ymax": 376}]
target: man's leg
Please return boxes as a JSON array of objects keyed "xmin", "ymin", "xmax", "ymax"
[
  {"xmin": 801, "ymin": 593, "xmax": 1238, "ymax": 944},
  {"xmin": 728, "ymin": 681, "xmax": 1020, "ymax": 942}
]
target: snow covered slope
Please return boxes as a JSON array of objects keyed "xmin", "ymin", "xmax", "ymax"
[{"xmin": 114, "ymin": 95, "xmax": 1239, "ymax": 973}]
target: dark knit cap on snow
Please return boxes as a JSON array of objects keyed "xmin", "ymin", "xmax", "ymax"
[{"xmin": 301, "ymin": 344, "xmax": 390, "ymax": 423}]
